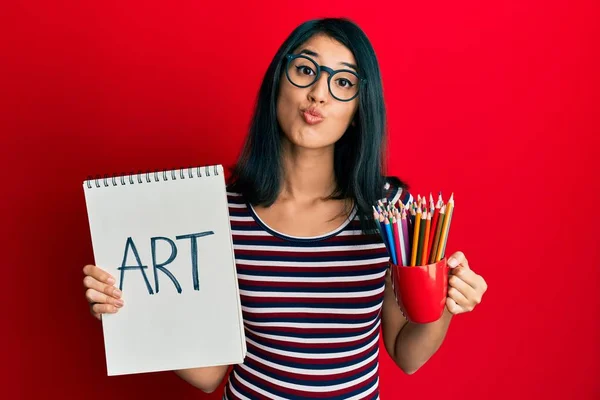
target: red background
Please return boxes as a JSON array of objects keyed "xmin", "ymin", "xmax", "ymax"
[{"xmin": 2, "ymin": 1, "xmax": 599, "ymax": 399}]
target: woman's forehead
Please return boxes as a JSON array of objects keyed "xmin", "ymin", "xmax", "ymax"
[{"xmin": 294, "ymin": 34, "xmax": 356, "ymax": 66}]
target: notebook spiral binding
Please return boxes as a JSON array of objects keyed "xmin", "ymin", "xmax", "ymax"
[{"xmin": 84, "ymin": 165, "xmax": 222, "ymax": 189}]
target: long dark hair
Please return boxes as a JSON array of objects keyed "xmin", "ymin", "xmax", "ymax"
[{"xmin": 228, "ymin": 17, "xmax": 408, "ymax": 233}]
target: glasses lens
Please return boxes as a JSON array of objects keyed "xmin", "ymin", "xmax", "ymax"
[
  {"xmin": 330, "ymin": 71, "xmax": 360, "ymax": 101},
  {"xmin": 287, "ymin": 56, "xmax": 318, "ymax": 87}
]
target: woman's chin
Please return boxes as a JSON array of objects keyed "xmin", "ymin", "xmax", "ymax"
[
  {"xmin": 291, "ymin": 137, "xmax": 331, "ymax": 150},
  {"xmin": 286, "ymin": 128, "xmax": 338, "ymax": 150}
]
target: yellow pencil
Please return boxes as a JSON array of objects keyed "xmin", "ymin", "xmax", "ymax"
[
  {"xmin": 410, "ymin": 204, "xmax": 422, "ymax": 266},
  {"xmin": 439, "ymin": 193, "xmax": 455, "ymax": 259},
  {"xmin": 436, "ymin": 193, "xmax": 454, "ymax": 261}
]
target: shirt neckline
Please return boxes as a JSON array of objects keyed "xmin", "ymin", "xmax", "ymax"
[{"xmin": 246, "ymin": 201, "xmax": 358, "ymax": 243}]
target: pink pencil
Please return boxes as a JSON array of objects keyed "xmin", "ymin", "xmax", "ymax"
[
  {"xmin": 401, "ymin": 207, "xmax": 410, "ymax": 261},
  {"xmin": 392, "ymin": 216, "xmax": 404, "ymax": 266},
  {"xmin": 426, "ymin": 194, "xmax": 442, "ymax": 263}
]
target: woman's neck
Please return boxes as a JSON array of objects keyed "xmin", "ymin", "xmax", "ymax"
[{"xmin": 280, "ymin": 138, "xmax": 336, "ymax": 203}]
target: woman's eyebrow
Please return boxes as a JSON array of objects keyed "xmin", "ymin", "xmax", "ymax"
[
  {"xmin": 298, "ymin": 49, "xmax": 358, "ymax": 71},
  {"xmin": 299, "ymin": 49, "xmax": 319, "ymax": 57}
]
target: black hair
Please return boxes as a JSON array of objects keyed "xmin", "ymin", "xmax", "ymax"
[{"xmin": 228, "ymin": 17, "xmax": 408, "ymax": 234}]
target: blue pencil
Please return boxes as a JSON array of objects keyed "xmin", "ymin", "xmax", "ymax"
[{"xmin": 384, "ymin": 218, "xmax": 397, "ymax": 265}]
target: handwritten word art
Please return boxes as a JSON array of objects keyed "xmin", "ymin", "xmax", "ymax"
[{"xmin": 117, "ymin": 231, "xmax": 214, "ymax": 294}]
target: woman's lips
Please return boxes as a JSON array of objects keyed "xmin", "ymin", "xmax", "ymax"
[{"xmin": 302, "ymin": 110, "xmax": 324, "ymax": 125}]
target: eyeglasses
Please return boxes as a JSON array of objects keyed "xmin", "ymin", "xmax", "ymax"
[{"xmin": 284, "ymin": 54, "xmax": 366, "ymax": 102}]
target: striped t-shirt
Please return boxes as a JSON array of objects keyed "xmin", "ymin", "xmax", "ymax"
[{"xmin": 223, "ymin": 185, "xmax": 412, "ymax": 399}]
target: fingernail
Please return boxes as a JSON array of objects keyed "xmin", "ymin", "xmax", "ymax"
[
  {"xmin": 448, "ymin": 258, "xmax": 458, "ymax": 267},
  {"xmin": 113, "ymin": 288, "xmax": 122, "ymax": 298},
  {"xmin": 116, "ymin": 299, "xmax": 124, "ymax": 307},
  {"xmin": 107, "ymin": 277, "xmax": 115, "ymax": 285}
]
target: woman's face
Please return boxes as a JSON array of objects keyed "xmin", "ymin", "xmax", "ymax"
[{"xmin": 277, "ymin": 34, "xmax": 359, "ymax": 150}]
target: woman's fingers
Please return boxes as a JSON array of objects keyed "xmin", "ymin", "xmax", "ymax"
[
  {"xmin": 83, "ymin": 264, "xmax": 116, "ymax": 286},
  {"xmin": 91, "ymin": 302, "xmax": 119, "ymax": 316},
  {"xmin": 447, "ymin": 286, "xmax": 470, "ymax": 309},
  {"xmin": 85, "ymin": 288, "xmax": 124, "ymax": 308},
  {"xmin": 83, "ymin": 275, "xmax": 123, "ymax": 302},
  {"xmin": 83, "ymin": 264, "xmax": 124, "ymax": 319},
  {"xmin": 448, "ymin": 274, "xmax": 476, "ymax": 303}
]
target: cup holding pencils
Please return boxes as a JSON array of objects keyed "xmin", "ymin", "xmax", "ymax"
[{"xmin": 374, "ymin": 192, "xmax": 455, "ymax": 323}]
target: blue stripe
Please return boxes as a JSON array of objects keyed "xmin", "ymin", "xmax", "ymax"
[
  {"xmin": 235, "ymin": 253, "xmax": 388, "ymax": 263},
  {"xmin": 232, "ymin": 236, "xmax": 385, "ymax": 248},
  {"xmin": 244, "ymin": 313, "xmax": 378, "ymax": 325},
  {"xmin": 244, "ymin": 321, "xmax": 380, "ymax": 340},
  {"xmin": 228, "ymin": 209, "xmax": 251, "ymax": 217},
  {"xmin": 244, "ymin": 354, "xmax": 379, "ymax": 387},
  {"xmin": 245, "ymin": 341, "xmax": 379, "ymax": 371},
  {"xmin": 238, "ymin": 282, "xmax": 382, "ymax": 293},
  {"xmin": 230, "ymin": 225, "xmax": 270, "ymax": 232},
  {"xmin": 236, "ymin": 267, "xmax": 388, "ymax": 278},
  {"xmin": 242, "ymin": 298, "xmax": 384, "ymax": 309},
  {"xmin": 245, "ymin": 327, "xmax": 379, "ymax": 355}
]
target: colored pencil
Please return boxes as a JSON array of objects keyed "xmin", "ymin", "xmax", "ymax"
[
  {"xmin": 406, "ymin": 206, "xmax": 413, "ymax": 249},
  {"xmin": 384, "ymin": 217, "xmax": 397, "ymax": 265},
  {"xmin": 378, "ymin": 213, "xmax": 390, "ymax": 253},
  {"xmin": 410, "ymin": 206, "xmax": 416, "ymax": 241},
  {"xmin": 439, "ymin": 193, "xmax": 455, "ymax": 259},
  {"xmin": 436, "ymin": 195, "xmax": 453, "ymax": 261},
  {"xmin": 416, "ymin": 210, "xmax": 427, "ymax": 265},
  {"xmin": 392, "ymin": 216, "xmax": 404, "ymax": 266},
  {"xmin": 401, "ymin": 207, "xmax": 410, "ymax": 263},
  {"xmin": 373, "ymin": 206, "xmax": 387, "ymax": 248},
  {"xmin": 426, "ymin": 194, "xmax": 442, "ymax": 263},
  {"xmin": 421, "ymin": 211, "xmax": 432, "ymax": 265},
  {"xmin": 429, "ymin": 205, "xmax": 446, "ymax": 263},
  {"xmin": 410, "ymin": 204, "xmax": 422, "ymax": 266}
]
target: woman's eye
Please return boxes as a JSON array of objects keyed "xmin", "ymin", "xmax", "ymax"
[
  {"xmin": 337, "ymin": 78, "xmax": 354, "ymax": 88},
  {"xmin": 296, "ymin": 66, "xmax": 315, "ymax": 76}
]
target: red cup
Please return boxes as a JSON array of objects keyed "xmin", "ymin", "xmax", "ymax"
[{"xmin": 390, "ymin": 258, "xmax": 449, "ymax": 323}]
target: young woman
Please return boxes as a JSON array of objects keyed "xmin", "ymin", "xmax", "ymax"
[{"xmin": 82, "ymin": 18, "xmax": 487, "ymax": 399}]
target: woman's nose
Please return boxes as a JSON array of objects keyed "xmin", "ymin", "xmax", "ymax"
[{"xmin": 307, "ymin": 73, "xmax": 329, "ymax": 103}]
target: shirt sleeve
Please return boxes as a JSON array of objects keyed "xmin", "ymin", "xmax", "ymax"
[{"xmin": 381, "ymin": 176, "xmax": 413, "ymax": 208}]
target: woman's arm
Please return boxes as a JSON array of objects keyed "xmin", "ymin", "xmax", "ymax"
[
  {"xmin": 381, "ymin": 270, "xmax": 452, "ymax": 375},
  {"xmin": 173, "ymin": 364, "xmax": 231, "ymax": 393}
]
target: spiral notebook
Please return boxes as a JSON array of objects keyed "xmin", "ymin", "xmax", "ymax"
[{"xmin": 83, "ymin": 165, "xmax": 246, "ymax": 376}]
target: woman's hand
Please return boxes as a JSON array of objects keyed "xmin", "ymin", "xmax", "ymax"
[
  {"xmin": 82, "ymin": 264, "xmax": 124, "ymax": 320},
  {"xmin": 445, "ymin": 251, "xmax": 487, "ymax": 315}
]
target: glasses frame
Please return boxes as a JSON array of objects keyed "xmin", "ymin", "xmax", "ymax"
[{"xmin": 284, "ymin": 54, "xmax": 367, "ymax": 102}]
